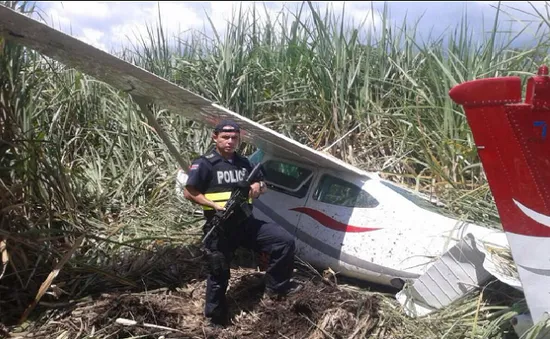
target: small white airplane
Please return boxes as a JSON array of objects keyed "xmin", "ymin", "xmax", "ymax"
[{"xmin": 1, "ymin": 4, "xmax": 544, "ymax": 334}]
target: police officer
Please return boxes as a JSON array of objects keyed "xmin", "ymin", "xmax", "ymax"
[{"xmin": 183, "ymin": 119, "xmax": 303, "ymax": 328}]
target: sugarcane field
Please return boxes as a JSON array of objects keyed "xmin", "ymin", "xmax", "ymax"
[{"xmin": 3, "ymin": 1, "xmax": 550, "ymax": 338}]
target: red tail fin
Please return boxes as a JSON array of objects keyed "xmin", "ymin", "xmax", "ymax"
[
  {"xmin": 449, "ymin": 66, "xmax": 550, "ymax": 322},
  {"xmin": 450, "ymin": 66, "xmax": 550, "ymax": 238}
]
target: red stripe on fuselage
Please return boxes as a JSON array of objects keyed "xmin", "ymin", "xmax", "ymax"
[{"xmin": 290, "ymin": 207, "xmax": 381, "ymax": 233}]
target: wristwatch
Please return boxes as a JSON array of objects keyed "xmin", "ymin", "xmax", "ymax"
[{"xmin": 260, "ymin": 181, "xmax": 266, "ymax": 190}]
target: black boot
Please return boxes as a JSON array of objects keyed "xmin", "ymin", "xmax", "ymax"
[
  {"xmin": 264, "ymin": 279, "xmax": 304, "ymax": 299},
  {"xmin": 206, "ymin": 314, "xmax": 229, "ymax": 329}
]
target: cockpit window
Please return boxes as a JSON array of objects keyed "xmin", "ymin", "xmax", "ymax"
[
  {"xmin": 247, "ymin": 149, "xmax": 264, "ymax": 165},
  {"xmin": 313, "ymin": 174, "xmax": 379, "ymax": 208},
  {"xmin": 262, "ymin": 159, "xmax": 312, "ymax": 198},
  {"xmin": 380, "ymin": 181, "xmax": 452, "ymax": 216}
]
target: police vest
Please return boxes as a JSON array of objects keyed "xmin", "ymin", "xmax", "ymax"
[{"xmin": 201, "ymin": 151, "xmax": 253, "ymax": 217}]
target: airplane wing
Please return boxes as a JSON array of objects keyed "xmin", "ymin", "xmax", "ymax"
[{"xmin": 0, "ymin": 5, "xmax": 370, "ymax": 178}]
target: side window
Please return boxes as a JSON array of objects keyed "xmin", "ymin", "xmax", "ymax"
[
  {"xmin": 263, "ymin": 160, "xmax": 312, "ymax": 198},
  {"xmin": 313, "ymin": 175, "xmax": 379, "ymax": 208},
  {"xmin": 247, "ymin": 149, "xmax": 264, "ymax": 165}
]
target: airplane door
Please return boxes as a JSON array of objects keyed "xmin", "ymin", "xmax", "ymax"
[
  {"xmin": 251, "ymin": 156, "xmax": 316, "ymax": 239},
  {"xmin": 294, "ymin": 170, "xmax": 381, "ymax": 268}
]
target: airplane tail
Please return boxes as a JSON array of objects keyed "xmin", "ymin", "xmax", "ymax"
[{"xmin": 449, "ymin": 65, "xmax": 550, "ymax": 323}]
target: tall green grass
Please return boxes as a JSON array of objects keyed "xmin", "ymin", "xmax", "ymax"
[
  {"xmin": 119, "ymin": 1, "xmax": 550, "ymax": 225},
  {"xmin": 2, "ymin": 0, "xmax": 550, "ymax": 336}
]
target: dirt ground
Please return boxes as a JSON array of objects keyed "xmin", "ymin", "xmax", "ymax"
[{"xmin": 4, "ymin": 246, "xmax": 383, "ymax": 339}]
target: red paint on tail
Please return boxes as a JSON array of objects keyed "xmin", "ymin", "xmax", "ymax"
[{"xmin": 449, "ymin": 66, "xmax": 550, "ymax": 238}]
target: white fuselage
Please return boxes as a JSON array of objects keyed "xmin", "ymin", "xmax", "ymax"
[{"xmin": 248, "ymin": 151, "xmax": 509, "ymax": 287}]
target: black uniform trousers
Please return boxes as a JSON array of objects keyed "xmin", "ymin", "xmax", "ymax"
[{"xmin": 203, "ymin": 215, "xmax": 295, "ymax": 322}]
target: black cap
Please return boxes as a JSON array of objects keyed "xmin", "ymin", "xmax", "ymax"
[{"xmin": 214, "ymin": 119, "xmax": 240, "ymax": 133}]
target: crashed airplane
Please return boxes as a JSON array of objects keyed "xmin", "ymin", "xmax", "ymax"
[{"xmin": 0, "ymin": 3, "xmax": 543, "ymax": 336}]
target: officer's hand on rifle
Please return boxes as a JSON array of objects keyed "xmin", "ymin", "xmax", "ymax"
[
  {"xmin": 211, "ymin": 202, "xmax": 226, "ymax": 211},
  {"xmin": 249, "ymin": 182, "xmax": 262, "ymax": 199}
]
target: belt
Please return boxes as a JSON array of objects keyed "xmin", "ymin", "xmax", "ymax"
[{"xmin": 203, "ymin": 191, "xmax": 252, "ymax": 210}]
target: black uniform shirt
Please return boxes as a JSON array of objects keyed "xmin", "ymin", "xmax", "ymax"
[{"xmin": 185, "ymin": 150, "xmax": 264, "ymax": 194}]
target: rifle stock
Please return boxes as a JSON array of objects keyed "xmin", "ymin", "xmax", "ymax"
[{"xmin": 201, "ymin": 162, "xmax": 263, "ymax": 245}]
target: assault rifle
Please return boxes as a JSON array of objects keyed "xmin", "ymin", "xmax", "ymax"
[{"xmin": 201, "ymin": 162, "xmax": 263, "ymax": 245}]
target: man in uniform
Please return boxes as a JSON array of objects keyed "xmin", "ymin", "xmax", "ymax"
[{"xmin": 183, "ymin": 119, "xmax": 303, "ymax": 328}]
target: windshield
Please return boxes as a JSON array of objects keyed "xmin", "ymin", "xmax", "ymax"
[{"xmin": 380, "ymin": 181, "xmax": 451, "ymax": 216}]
